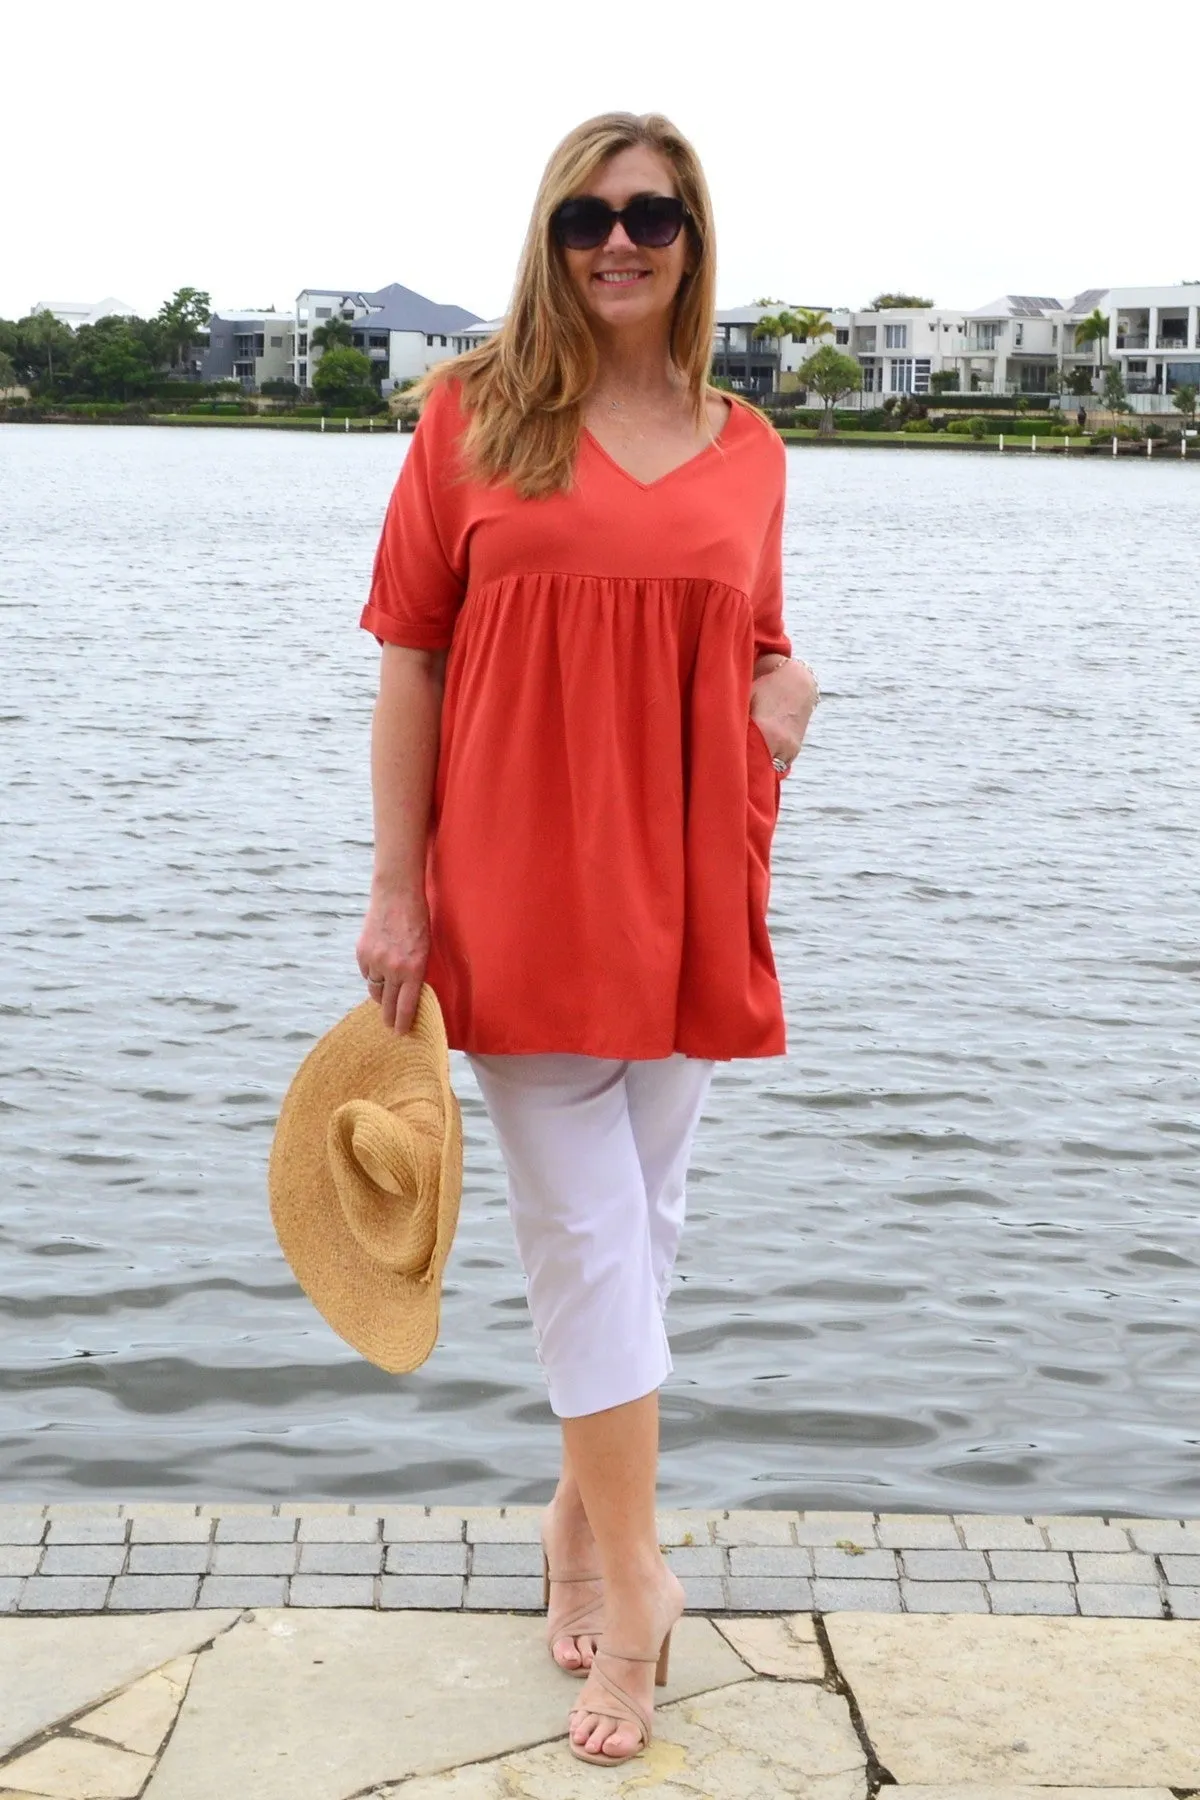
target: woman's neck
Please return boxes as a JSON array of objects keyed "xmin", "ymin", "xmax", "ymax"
[{"xmin": 590, "ymin": 322, "xmax": 681, "ymax": 404}]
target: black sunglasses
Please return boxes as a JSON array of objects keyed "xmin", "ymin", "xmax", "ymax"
[{"xmin": 550, "ymin": 193, "xmax": 691, "ymax": 252}]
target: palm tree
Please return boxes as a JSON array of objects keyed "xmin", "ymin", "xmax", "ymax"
[
  {"xmin": 311, "ymin": 318, "xmax": 354, "ymax": 353},
  {"xmin": 1073, "ymin": 308, "xmax": 1110, "ymax": 383}
]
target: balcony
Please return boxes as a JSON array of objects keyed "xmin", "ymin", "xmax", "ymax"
[
  {"xmin": 1116, "ymin": 334, "xmax": 1149, "ymax": 349},
  {"xmin": 1157, "ymin": 334, "xmax": 1190, "ymax": 351}
]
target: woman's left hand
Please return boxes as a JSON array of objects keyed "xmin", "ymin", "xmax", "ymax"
[{"xmin": 750, "ymin": 656, "xmax": 819, "ymax": 773}]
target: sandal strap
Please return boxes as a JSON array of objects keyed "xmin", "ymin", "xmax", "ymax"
[
  {"xmin": 549, "ymin": 1597, "xmax": 605, "ymax": 1645},
  {"xmin": 569, "ymin": 1660, "xmax": 652, "ymax": 1751}
]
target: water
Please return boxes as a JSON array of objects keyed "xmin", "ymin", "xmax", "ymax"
[{"xmin": 2, "ymin": 423, "xmax": 1198, "ymax": 1514}]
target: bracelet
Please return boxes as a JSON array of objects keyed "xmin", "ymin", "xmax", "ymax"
[{"xmin": 765, "ymin": 654, "xmax": 821, "ymax": 705}]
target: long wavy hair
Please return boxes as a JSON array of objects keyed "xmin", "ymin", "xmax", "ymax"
[{"xmin": 420, "ymin": 111, "xmax": 721, "ymax": 498}]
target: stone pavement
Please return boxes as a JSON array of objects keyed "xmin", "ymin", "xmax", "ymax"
[{"xmin": 3, "ymin": 1505, "xmax": 1200, "ymax": 1622}]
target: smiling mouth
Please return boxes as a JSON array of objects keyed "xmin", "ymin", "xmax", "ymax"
[{"xmin": 593, "ymin": 270, "xmax": 651, "ymax": 285}]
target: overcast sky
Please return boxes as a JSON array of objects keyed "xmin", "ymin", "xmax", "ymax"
[{"xmin": 5, "ymin": 0, "xmax": 1198, "ymax": 326}]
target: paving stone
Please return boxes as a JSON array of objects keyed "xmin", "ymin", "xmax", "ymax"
[
  {"xmin": 987, "ymin": 1581, "xmax": 1078, "ymax": 1614},
  {"xmin": 0, "ymin": 1578, "xmax": 22, "ymax": 1612},
  {"xmin": 989, "ymin": 1549, "xmax": 1073, "ymax": 1581},
  {"xmin": 297, "ymin": 1515, "xmax": 381, "ymax": 1543},
  {"xmin": 379, "ymin": 1575, "xmax": 465, "ymax": 1609},
  {"xmin": 289, "ymin": 1575, "xmax": 376, "ymax": 1607},
  {"xmin": 726, "ymin": 1576, "xmax": 814, "ymax": 1612},
  {"xmin": 0, "ymin": 1511, "xmax": 46, "ymax": 1545},
  {"xmin": 19, "ymin": 1575, "xmax": 111, "ymax": 1610},
  {"xmin": 211, "ymin": 1542, "xmax": 297, "ymax": 1576},
  {"xmin": 656, "ymin": 1509, "xmax": 719, "ymax": 1545},
  {"xmin": 463, "ymin": 1508, "xmax": 540, "ymax": 1543},
  {"xmin": 45, "ymin": 1516, "xmax": 127, "ymax": 1544},
  {"xmin": 127, "ymin": 1544, "xmax": 211, "ymax": 1575},
  {"xmin": 876, "ymin": 1514, "xmax": 962, "ymax": 1550},
  {"xmin": 901, "ymin": 1580, "xmax": 990, "ymax": 1613},
  {"xmin": 825, "ymin": 1612, "xmax": 1200, "ymax": 1785},
  {"xmin": 900, "ymin": 1549, "xmax": 990, "ymax": 1582},
  {"xmin": 0, "ymin": 1546, "xmax": 40, "ymax": 1577},
  {"xmin": 713, "ymin": 1509, "xmax": 798, "ymax": 1546},
  {"xmin": 664, "ymin": 1544, "xmax": 726, "ymax": 1577},
  {"xmin": 1033, "ymin": 1515, "xmax": 1132, "ymax": 1551},
  {"xmin": 213, "ymin": 1516, "xmax": 298, "ymax": 1543},
  {"xmin": 812, "ymin": 1547, "xmax": 898, "ymax": 1581},
  {"xmin": 812, "ymin": 1577, "xmax": 902, "ymax": 1612},
  {"xmin": 197, "ymin": 1503, "xmax": 278, "ymax": 1517},
  {"xmin": 1161, "ymin": 1555, "xmax": 1200, "ymax": 1585},
  {"xmin": 1076, "ymin": 1583, "xmax": 1164, "ymax": 1618},
  {"xmin": 40, "ymin": 1542, "xmax": 126, "ymax": 1577},
  {"xmin": 75, "ymin": 1660, "xmax": 193, "ymax": 1755},
  {"xmin": 109, "ymin": 1575, "xmax": 200, "ymax": 1610},
  {"xmin": 46, "ymin": 1501, "xmax": 124, "ymax": 1517},
  {"xmin": 463, "ymin": 1575, "xmax": 543, "ymax": 1608},
  {"xmin": 384, "ymin": 1542, "xmax": 468, "ymax": 1577},
  {"xmin": 1072, "ymin": 1551, "xmax": 1159, "ymax": 1584},
  {"xmin": 0, "ymin": 1734, "xmax": 153, "ymax": 1797},
  {"xmin": 382, "ymin": 1507, "xmax": 465, "ymax": 1542},
  {"xmin": 121, "ymin": 1503, "xmax": 200, "ymax": 1518},
  {"xmin": 128, "ymin": 1515, "xmax": 213, "ymax": 1544},
  {"xmin": 681, "ymin": 1578, "xmax": 726, "ymax": 1611},
  {"xmin": 1168, "ymin": 1587, "xmax": 1200, "ymax": 1618},
  {"xmin": 714, "ymin": 1611, "xmax": 825, "ymax": 1679},
  {"xmin": 197, "ymin": 1576, "xmax": 289, "ymax": 1608},
  {"xmin": 1124, "ymin": 1518, "xmax": 1200, "ymax": 1554},
  {"xmin": 469, "ymin": 1541, "xmax": 542, "ymax": 1577},
  {"xmin": 728, "ymin": 1544, "xmax": 814, "ymax": 1578},
  {"xmin": 956, "ymin": 1513, "xmax": 1045, "ymax": 1551},
  {"xmin": 793, "ymin": 1512, "xmax": 879, "ymax": 1548},
  {"xmin": 297, "ymin": 1542, "xmax": 382, "ymax": 1576},
  {"xmin": 291, "ymin": 1503, "xmax": 354, "ymax": 1516}
]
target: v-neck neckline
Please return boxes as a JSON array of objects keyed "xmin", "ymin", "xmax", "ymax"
[{"xmin": 582, "ymin": 397, "xmax": 738, "ymax": 492}]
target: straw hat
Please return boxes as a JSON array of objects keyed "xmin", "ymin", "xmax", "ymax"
[{"xmin": 268, "ymin": 984, "xmax": 463, "ymax": 1373}]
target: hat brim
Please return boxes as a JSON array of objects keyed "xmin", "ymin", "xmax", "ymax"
[{"xmin": 268, "ymin": 993, "xmax": 462, "ymax": 1374}]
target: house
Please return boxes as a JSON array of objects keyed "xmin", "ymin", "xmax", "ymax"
[
  {"xmin": 201, "ymin": 312, "xmax": 294, "ymax": 389},
  {"xmin": 1086, "ymin": 284, "xmax": 1200, "ymax": 401},
  {"xmin": 31, "ymin": 298, "xmax": 138, "ymax": 328},
  {"xmin": 293, "ymin": 283, "xmax": 483, "ymax": 393}
]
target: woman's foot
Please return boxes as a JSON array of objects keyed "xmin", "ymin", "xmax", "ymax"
[
  {"xmin": 568, "ymin": 1564, "xmax": 685, "ymax": 1761},
  {"xmin": 542, "ymin": 1490, "xmax": 604, "ymax": 1674}
]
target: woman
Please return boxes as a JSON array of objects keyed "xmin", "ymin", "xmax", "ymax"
[{"xmin": 356, "ymin": 110, "xmax": 818, "ymax": 1768}]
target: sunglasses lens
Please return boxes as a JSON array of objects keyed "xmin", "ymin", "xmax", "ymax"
[
  {"xmin": 625, "ymin": 197, "xmax": 686, "ymax": 247},
  {"xmin": 552, "ymin": 199, "xmax": 612, "ymax": 250}
]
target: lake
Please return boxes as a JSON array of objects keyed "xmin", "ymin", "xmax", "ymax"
[{"xmin": 2, "ymin": 422, "xmax": 1198, "ymax": 1513}]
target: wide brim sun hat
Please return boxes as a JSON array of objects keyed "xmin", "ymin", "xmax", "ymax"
[{"xmin": 268, "ymin": 983, "xmax": 463, "ymax": 1374}]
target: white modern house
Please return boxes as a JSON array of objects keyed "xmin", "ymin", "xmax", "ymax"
[
  {"xmin": 31, "ymin": 298, "xmax": 138, "ymax": 328},
  {"xmin": 1091, "ymin": 284, "xmax": 1200, "ymax": 399},
  {"xmin": 293, "ymin": 283, "xmax": 482, "ymax": 393}
]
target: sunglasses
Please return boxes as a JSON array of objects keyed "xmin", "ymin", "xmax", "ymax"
[{"xmin": 550, "ymin": 193, "xmax": 691, "ymax": 252}]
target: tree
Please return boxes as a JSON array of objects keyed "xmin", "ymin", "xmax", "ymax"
[
  {"xmin": 1100, "ymin": 362, "xmax": 1129, "ymax": 413},
  {"xmin": 0, "ymin": 348, "xmax": 16, "ymax": 392},
  {"xmin": 798, "ymin": 345, "xmax": 862, "ymax": 435},
  {"xmin": 1074, "ymin": 309, "xmax": 1109, "ymax": 380},
  {"xmin": 156, "ymin": 287, "xmax": 212, "ymax": 371},
  {"xmin": 312, "ymin": 345, "xmax": 377, "ymax": 407},
  {"xmin": 929, "ymin": 368, "xmax": 960, "ymax": 394},
  {"xmin": 1171, "ymin": 382, "xmax": 1197, "ymax": 423},
  {"xmin": 867, "ymin": 292, "xmax": 933, "ymax": 310},
  {"xmin": 15, "ymin": 310, "xmax": 75, "ymax": 388},
  {"xmin": 311, "ymin": 317, "xmax": 354, "ymax": 353},
  {"xmin": 68, "ymin": 316, "xmax": 161, "ymax": 400}
]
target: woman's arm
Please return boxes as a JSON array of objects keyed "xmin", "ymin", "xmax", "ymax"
[
  {"xmin": 355, "ymin": 642, "xmax": 448, "ymax": 1035},
  {"xmin": 750, "ymin": 652, "xmax": 820, "ymax": 774}
]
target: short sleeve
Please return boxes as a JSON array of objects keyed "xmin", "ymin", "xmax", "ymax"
[
  {"xmin": 359, "ymin": 383, "xmax": 468, "ymax": 650},
  {"xmin": 750, "ymin": 427, "xmax": 792, "ymax": 661}
]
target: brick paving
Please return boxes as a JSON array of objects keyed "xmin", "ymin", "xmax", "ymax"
[{"xmin": 0, "ymin": 1505, "xmax": 1197, "ymax": 1617}]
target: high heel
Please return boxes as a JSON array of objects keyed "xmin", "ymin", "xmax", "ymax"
[
  {"xmin": 567, "ymin": 1601, "xmax": 682, "ymax": 1767},
  {"xmin": 541, "ymin": 1546, "xmax": 604, "ymax": 1677}
]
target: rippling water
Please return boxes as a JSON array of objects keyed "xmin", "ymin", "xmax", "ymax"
[{"xmin": 2, "ymin": 422, "xmax": 1198, "ymax": 1513}]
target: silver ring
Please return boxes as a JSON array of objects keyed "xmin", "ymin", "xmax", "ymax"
[
  {"xmin": 366, "ymin": 975, "xmax": 385, "ymax": 988},
  {"xmin": 771, "ymin": 755, "xmax": 791, "ymax": 774}
]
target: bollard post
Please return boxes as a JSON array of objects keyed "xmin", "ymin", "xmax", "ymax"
[
  {"xmin": 1031, "ymin": 435, "xmax": 1037, "ymax": 453},
  {"xmin": 320, "ymin": 415, "xmax": 325, "ymax": 433},
  {"xmin": 1064, "ymin": 434, "xmax": 1070, "ymax": 454},
  {"xmin": 1112, "ymin": 435, "xmax": 1117, "ymax": 456},
  {"xmin": 999, "ymin": 434, "xmax": 1004, "ymax": 452},
  {"xmin": 397, "ymin": 417, "xmax": 401, "ymax": 432},
  {"xmin": 345, "ymin": 416, "xmax": 349, "ymax": 433},
  {"xmin": 1147, "ymin": 437, "xmax": 1152, "ymax": 458}
]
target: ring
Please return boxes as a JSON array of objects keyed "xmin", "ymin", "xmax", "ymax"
[
  {"xmin": 366, "ymin": 975, "xmax": 385, "ymax": 989},
  {"xmin": 771, "ymin": 755, "xmax": 791, "ymax": 774}
]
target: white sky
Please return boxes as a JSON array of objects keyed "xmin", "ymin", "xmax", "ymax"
[{"xmin": 4, "ymin": 0, "xmax": 1198, "ymax": 326}]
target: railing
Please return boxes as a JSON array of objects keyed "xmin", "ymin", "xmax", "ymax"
[
  {"xmin": 1116, "ymin": 334, "xmax": 1149, "ymax": 349},
  {"xmin": 966, "ymin": 339, "xmax": 1000, "ymax": 353},
  {"xmin": 1157, "ymin": 334, "xmax": 1191, "ymax": 350}
]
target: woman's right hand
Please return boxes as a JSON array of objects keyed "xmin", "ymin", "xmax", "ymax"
[{"xmin": 355, "ymin": 885, "xmax": 431, "ymax": 1036}]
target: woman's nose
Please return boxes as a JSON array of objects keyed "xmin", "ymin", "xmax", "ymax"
[{"xmin": 601, "ymin": 219, "xmax": 637, "ymax": 253}]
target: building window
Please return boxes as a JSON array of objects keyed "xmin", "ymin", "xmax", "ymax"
[
  {"xmin": 1014, "ymin": 323, "xmax": 1024, "ymax": 346},
  {"xmin": 885, "ymin": 324, "xmax": 908, "ymax": 349},
  {"xmin": 1128, "ymin": 360, "xmax": 1147, "ymax": 373},
  {"xmin": 298, "ymin": 362, "xmax": 307, "ymax": 383},
  {"xmin": 233, "ymin": 362, "xmax": 254, "ymax": 378},
  {"xmin": 859, "ymin": 357, "xmax": 880, "ymax": 392},
  {"xmin": 426, "ymin": 333, "xmax": 435, "ymax": 346},
  {"xmin": 315, "ymin": 306, "xmax": 332, "ymax": 318},
  {"xmin": 1051, "ymin": 325, "xmax": 1058, "ymax": 345},
  {"xmin": 369, "ymin": 334, "xmax": 388, "ymax": 350},
  {"xmin": 298, "ymin": 333, "xmax": 308, "ymax": 355},
  {"xmin": 835, "ymin": 327, "xmax": 849, "ymax": 344},
  {"xmin": 914, "ymin": 358, "xmax": 931, "ymax": 394},
  {"xmin": 211, "ymin": 335, "xmax": 225, "ymax": 348},
  {"xmin": 889, "ymin": 358, "xmax": 914, "ymax": 392},
  {"xmin": 270, "ymin": 335, "xmax": 283, "ymax": 348},
  {"xmin": 352, "ymin": 332, "xmax": 365, "ymax": 348}
]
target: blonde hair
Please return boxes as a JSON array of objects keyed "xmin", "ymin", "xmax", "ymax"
[{"xmin": 420, "ymin": 111, "xmax": 721, "ymax": 498}]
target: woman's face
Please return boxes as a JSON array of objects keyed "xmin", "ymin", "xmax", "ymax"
[{"xmin": 559, "ymin": 145, "xmax": 693, "ymax": 337}]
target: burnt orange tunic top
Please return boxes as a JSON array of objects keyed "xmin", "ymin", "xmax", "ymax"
[{"xmin": 360, "ymin": 379, "xmax": 791, "ymax": 1060}]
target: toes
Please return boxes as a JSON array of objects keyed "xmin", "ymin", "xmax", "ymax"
[{"xmin": 554, "ymin": 1637, "xmax": 582, "ymax": 1671}]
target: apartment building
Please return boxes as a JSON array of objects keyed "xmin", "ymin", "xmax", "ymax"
[
  {"xmin": 293, "ymin": 282, "xmax": 482, "ymax": 393},
  {"xmin": 31, "ymin": 298, "xmax": 138, "ymax": 328},
  {"xmin": 201, "ymin": 312, "xmax": 294, "ymax": 388}
]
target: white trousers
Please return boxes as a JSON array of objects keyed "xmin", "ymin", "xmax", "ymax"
[{"xmin": 467, "ymin": 1053, "xmax": 715, "ymax": 1419}]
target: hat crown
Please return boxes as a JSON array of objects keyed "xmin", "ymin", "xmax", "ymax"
[{"xmin": 327, "ymin": 1094, "xmax": 442, "ymax": 1278}]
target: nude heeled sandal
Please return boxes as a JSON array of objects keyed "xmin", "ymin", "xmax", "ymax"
[
  {"xmin": 566, "ymin": 1630, "xmax": 675, "ymax": 1767},
  {"xmin": 541, "ymin": 1549, "xmax": 604, "ymax": 1676}
]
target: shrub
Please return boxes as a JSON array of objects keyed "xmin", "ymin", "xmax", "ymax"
[
  {"xmin": 1144, "ymin": 421, "xmax": 1164, "ymax": 439},
  {"xmin": 968, "ymin": 416, "xmax": 988, "ymax": 440},
  {"xmin": 944, "ymin": 417, "xmax": 973, "ymax": 434},
  {"xmin": 902, "ymin": 417, "xmax": 934, "ymax": 432}
]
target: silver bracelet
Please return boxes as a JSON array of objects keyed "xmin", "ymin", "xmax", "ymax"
[{"xmin": 768, "ymin": 655, "xmax": 821, "ymax": 705}]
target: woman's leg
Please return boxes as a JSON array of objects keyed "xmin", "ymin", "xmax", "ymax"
[{"xmin": 625, "ymin": 1055, "xmax": 715, "ymax": 1309}]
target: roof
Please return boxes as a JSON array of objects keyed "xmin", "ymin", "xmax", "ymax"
[
  {"xmin": 1068, "ymin": 288, "xmax": 1109, "ymax": 312},
  {"xmin": 967, "ymin": 295, "xmax": 1063, "ymax": 318},
  {"xmin": 211, "ymin": 311, "xmax": 290, "ymax": 325},
  {"xmin": 300, "ymin": 282, "xmax": 482, "ymax": 333},
  {"xmin": 716, "ymin": 303, "xmax": 832, "ymax": 325}
]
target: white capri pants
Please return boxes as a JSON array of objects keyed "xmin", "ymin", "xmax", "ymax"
[{"xmin": 467, "ymin": 1052, "xmax": 715, "ymax": 1419}]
